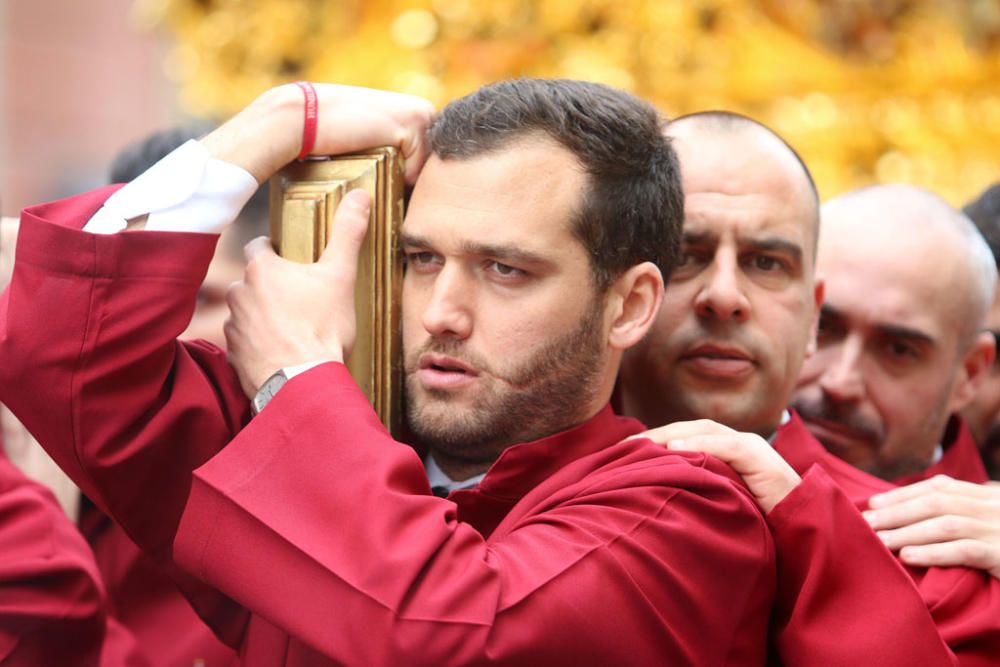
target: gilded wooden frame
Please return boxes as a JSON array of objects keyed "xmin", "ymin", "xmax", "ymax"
[{"xmin": 268, "ymin": 148, "xmax": 404, "ymax": 436}]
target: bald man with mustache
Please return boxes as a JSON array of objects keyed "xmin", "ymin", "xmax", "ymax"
[{"xmin": 792, "ymin": 184, "xmax": 1000, "ymax": 584}]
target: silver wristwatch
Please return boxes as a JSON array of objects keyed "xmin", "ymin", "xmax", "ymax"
[{"xmin": 251, "ymin": 369, "xmax": 289, "ymax": 416}]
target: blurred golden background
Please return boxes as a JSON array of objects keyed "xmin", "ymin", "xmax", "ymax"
[
  {"xmin": 137, "ymin": 0, "xmax": 1000, "ymax": 205},
  {"xmin": 3, "ymin": 0, "xmax": 999, "ymax": 212}
]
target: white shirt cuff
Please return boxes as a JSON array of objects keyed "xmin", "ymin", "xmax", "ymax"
[
  {"xmin": 283, "ymin": 360, "xmax": 332, "ymax": 380},
  {"xmin": 84, "ymin": 140, "xmax": 259, "ymax": 235}
]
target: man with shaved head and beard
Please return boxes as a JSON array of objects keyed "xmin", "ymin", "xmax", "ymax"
[
  {"xmin": 621, "ymin": 112, "xmax": 821, "ymax": 438},
  {"xmin": 793, "ymin": 184, "xmax": 996, "ymax": 481},
  {"xmin": 621, "ymin": 111, "xmax": 1000, "ymax": 665},
  {"xmin": 793, "ymin": 183, "xmax": 1000, "ymax": 612}
]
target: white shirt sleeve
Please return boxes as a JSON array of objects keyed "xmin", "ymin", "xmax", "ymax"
[{"xmin": 84, "ymin": 140, "xmax": 259, "ymax": 235}]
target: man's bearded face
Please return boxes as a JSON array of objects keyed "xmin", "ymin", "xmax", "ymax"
[
  {"xmin": 397, "ymin": 143, "xmax": 611, "ymax": 471},
  {"xmin": 404, "ymin": 300, "xmax": 604, "ymax": 463}
]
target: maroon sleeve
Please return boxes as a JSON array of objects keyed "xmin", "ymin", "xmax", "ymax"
[
  {"xmin": 766, "ymin": 465, "xmax": 957, "ymax": 666},
  {"xmin": 173, "ymin": 363, "xmax": 775, "ymax": 665},
  {"xmin": 0, "ymin": 451, "xmax": 104, "ymax": 665},
  {"xmin": 917, "ymin": 562, "xmax": 1000, "ymax": 667},
  {"xmin": 0, "ymin": 191, "xmax": 250, "ymax": 548},
  {"xmin": 0, "ymin": 190, "xmax": 253, "ymax": 646}
]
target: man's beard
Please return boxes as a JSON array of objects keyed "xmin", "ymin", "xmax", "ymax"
[
  {"xmin": 404, "ymin": 300, "xmax": 606, "ymax": 469},
  {"xmin": 792, "ymin": 393, "xmax": 932, "ymax": 480}
]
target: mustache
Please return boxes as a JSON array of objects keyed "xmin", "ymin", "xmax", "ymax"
[
  {"xmin": 792, "ymin": 394, "xmax": 884, "ymax": 442},
  {"xmin": 405, "ymin": 338, "xmax": 493, "ymax": 376}
]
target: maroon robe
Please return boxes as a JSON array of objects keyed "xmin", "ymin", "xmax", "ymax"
[
  {"xmin": 775, "ymin": 412, "xmax": 1000, "ymax": 666},
  {"xmin": 0, "ymin": 446, "xmax": 148, "ymax": 666},
  {"xmin": 893, "ymin": 417, "xmax": 989, "ymax": 486},
  {"xmin": 79, "ymin": 502, "xmax": 241, "ymax": 667},
  {"xmin": 0, "ymin": 189, "xmax": 779, "ymax": 665},
  {"xmin": 765, "ymin": 465, "xmax": 958, "ymax": 665}
]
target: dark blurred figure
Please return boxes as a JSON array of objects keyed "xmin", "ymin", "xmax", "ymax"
[{"xmin": 962, "ymin": 182, "xmax": 1000, "ymax": 480}]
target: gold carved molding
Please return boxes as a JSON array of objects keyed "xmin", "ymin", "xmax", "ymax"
[{"xmin": 268, "ymin": 148, "xmax": 404, "ymax": 436}]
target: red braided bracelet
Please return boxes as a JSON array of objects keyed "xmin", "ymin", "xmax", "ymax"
[{"xmin": 295, "ymin": 81, "xmax": 318, "ymax": 160}]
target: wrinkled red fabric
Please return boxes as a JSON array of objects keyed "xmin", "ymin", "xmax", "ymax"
[
  {"xmin": 775, "ymin": 412, "xmax": 1000, "ymax": 666},
  {"xmin": 0, "ymin": 446, "xmax": 148, "ymax": 666},
  {"xmin": 79, "ymin": 501, "xmax": 240, "ymax": 667}
]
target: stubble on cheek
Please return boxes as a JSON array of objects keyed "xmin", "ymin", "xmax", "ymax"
[{"xmin": 403, "ymin": 303, "xmax": 607, "ymax": 460}]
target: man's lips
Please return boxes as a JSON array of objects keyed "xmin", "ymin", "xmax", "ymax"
[
  {"xmin": 416, "ymin": 353, "xmax": 480, "ymax": 390},
  {"xmin": 679, "ymin": 344, "xmax": 755, "ymax": 379}
]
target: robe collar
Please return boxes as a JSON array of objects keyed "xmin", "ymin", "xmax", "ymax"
[
  {"xmin": 775, "ymin": 411, "xmax": 989, "ymax": 509},
  {"xmin": 445, "ymin": 405, "xmax": 644, "ymax": 535},
  {"xmin": 474, "ymin": 404, "xmax": 642, "ymax": 500}
]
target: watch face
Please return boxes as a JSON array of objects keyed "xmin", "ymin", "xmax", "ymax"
[{"xmin": 253, "ymin": 371, "xmax": 288, "ymax": 414}]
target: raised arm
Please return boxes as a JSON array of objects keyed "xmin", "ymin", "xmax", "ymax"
[{"xmin": 0, "ymin": 83, "xmax": 435, "ymax": 649}]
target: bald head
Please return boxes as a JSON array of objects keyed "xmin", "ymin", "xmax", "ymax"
[
  {"xmin": 620, "ymin": 111, "xmax": 823, "ymax": 436},
  {"xmin": 793, "ymin": 183, "xmax": 998, "ymax": 479},
  {"xmin": 821, "ymin": 184, "xmax": 996, "ymax": 345},
  {"xmin": 667, "ymin": 111, "xmax": 820, "ymax": 256}
]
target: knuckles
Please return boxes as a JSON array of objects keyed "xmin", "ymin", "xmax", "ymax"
[
  {"xmin": 936, "ymin": 515, "xmax": 966, "ymax": 539},
  {"xmin": 928, "ymin": 474, "xmax": 956, "ymax": 491}
]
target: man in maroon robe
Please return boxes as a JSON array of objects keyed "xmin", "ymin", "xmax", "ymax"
[
  {"xmin": 619, "ymin": 111, "xmax": 999, "ymax": 665},
  {"xmin": 0, "ymin": 80, "xmax": 781, "ymax": 665}
]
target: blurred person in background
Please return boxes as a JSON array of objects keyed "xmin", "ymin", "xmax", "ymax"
[
  {"xmin": 794, "ymin": 185, "xmax": 995, "ymax": 484},
  {"xmin": 961, "ymin": 182, "xmax": 1000, "ymax": 480}
]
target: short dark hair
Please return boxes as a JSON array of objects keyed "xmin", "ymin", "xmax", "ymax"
[
  {"xmin": 427, "ymin": 78, "xmax": 683, "ymax": 289},
  {"xmin": 964, "ymin": 183, "xmax": 1000, "ymax": 268}
]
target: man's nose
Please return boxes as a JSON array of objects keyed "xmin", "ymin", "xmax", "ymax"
[
  {"xmin": 818, "ymin": 336, "xmax": 866, "ymax": 403},
  {"xmin": 420, "ymin": 265, "xmax": 473, "ymax": 340},
  {"xmin": 694, "ymin": 253, "xmax": 751, "ymax": 323}
]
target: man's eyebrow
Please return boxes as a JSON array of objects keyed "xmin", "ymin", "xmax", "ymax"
[
  {"xmin": 822, "ymin": 304, "xmax": 936, "ymax": 346},
  {"xmin": 460, "ymin": 241, "xmax": 552, "ymax": 267},
  {"xmin": 683, "ymin": 231, "xmax": 804, "ymax": 263},
  {"xmin": 742, "ymin": 236, "xmax": 803, "ymax": 262},
  {"xmin": 399, "ymin": 233, "xmax": 552, "ymax": 267},
  {"xmin": 399, "ymin": 232, "xmax": 431, "ymax": 248},
  {"xmin": 876, "ymin": 323, "xmax": 936, "ymax": 346}
]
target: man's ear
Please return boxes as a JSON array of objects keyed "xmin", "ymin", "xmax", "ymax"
[
  {"xmin": 606, "ymin": 262, "xmax": 664, "ymax": 351},
  {"xmin": 948, "ymin": 330, "xmax": 996, "ymax": 413},
  {"xmin": 805, "ymin": 278, "xmax": 825, "ymax": 358}
]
